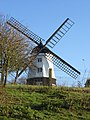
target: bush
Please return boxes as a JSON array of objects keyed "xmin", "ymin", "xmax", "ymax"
[{"xmin": 85, "ymin": 78, "xmax": 90, "ymax": 87}]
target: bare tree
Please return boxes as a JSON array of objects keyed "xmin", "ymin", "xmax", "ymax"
[{"xmin": 0, "ymin": 15, "xmax": 35, "ymax": 86}]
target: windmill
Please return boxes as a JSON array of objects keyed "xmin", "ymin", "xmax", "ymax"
[{"xmin": 7, "ymin": 17, "xmax": 80, "ymax": 86}]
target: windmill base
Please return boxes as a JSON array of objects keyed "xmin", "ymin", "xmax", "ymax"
[{"xmin": 27, "ymin": 77, "xmax": 56, "ymax": 86}]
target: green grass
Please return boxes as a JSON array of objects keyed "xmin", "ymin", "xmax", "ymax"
[{"xmin": 0, "ymin": 85, "xmax": 90, "ymax": 120}]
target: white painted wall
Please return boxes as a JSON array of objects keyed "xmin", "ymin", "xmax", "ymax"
[{"xmin": 28, "ymin": 53, "xmax": 56, "ymax": 79}]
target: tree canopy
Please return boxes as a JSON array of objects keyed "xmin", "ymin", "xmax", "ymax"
[{"xmin": 0, "ymin": 15, "xmax": 35, "ymax": 86}]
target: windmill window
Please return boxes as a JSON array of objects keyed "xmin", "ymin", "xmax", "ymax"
[
  {"xmin": 38, "ymin": 58, "xmax": 42, "ymax": 62},
  {"xmin": 37, "ymin": 67, "xmax": 42, "ymax": 72}
]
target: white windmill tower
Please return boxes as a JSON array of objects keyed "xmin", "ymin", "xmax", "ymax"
[
  {"xmin": 27, "ymin": 41, "xmax": 56, "ymax": 85},
  {"xmin": 7, "ymin": 17, "xmax": 80, "ymax": 86}
]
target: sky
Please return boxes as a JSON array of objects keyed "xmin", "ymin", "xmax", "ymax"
[{"xmin": 0, "ymin": 0, "xmax": 90, "ymax": 86}]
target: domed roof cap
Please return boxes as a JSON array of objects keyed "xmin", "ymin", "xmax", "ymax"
[{"xmin": 32, "ymin": 40, "xmax": 49, "ymax": 53}]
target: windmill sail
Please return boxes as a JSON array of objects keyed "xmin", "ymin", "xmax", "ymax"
[
  {"xmin": 7, "ymin": 17, "xmax": 45, "ymax": 45},
  {"xmin": 6, "ymin": 17, "xmax": 80, "ymax": 80},
  {"xmin": 45, "ymin": 18, "xmax": 74, "ymax": 48},
  {"xmin": 45, "ymin": 48, "xmax": 80, "ymax": 79}
]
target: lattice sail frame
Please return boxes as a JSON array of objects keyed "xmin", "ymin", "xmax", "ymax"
[
  {"xmin": 46, "ymin": 18, "xmax": 74, "ymax": 48},
  {"xmin": 7, "ymin": 17, "xmax": 44, "ymax": 45},
  {"xmin": 45, "ymin": 49, "xmax": 80, "ymax": 79}
]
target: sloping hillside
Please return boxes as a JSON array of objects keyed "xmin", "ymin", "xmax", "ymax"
[{"xmin": 0, "ymin": 85, "xmax": 90, "ymax": 120}]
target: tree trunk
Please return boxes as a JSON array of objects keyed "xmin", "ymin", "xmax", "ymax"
[
  {"xmin": 14, "ymin": 70, "xmax": 19, "ymax": 84},
  {"xmin": 3, "ymin": 59, "xmax": 8, "ymax": 87},
  {"xmin": 1, "ymin": 68, "xmax": 4, "ymax": 84},
  {"xmin": 3, "ymin": 69, "xmax": 8, "ymax": 87},
  {"xmin": 0, "ymin": 58, "xmax": 4, "ymax": 85}
]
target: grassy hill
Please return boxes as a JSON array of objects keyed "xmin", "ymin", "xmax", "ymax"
[{"xmin": 0, "ymin": 85, "xmax": 90, "ymax": 120}]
